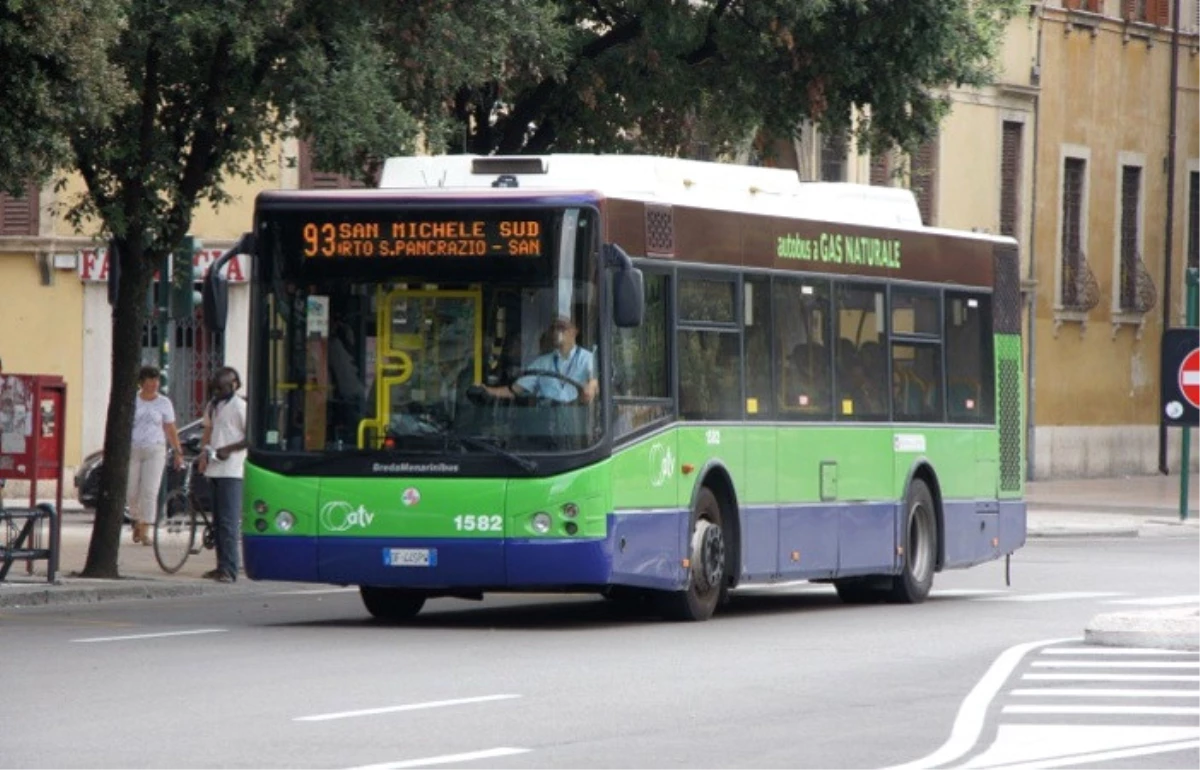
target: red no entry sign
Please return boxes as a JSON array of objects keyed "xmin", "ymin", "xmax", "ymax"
[{"xmin": 1181, "ymin": 348, "xmax": 1200, "ymax": 409}]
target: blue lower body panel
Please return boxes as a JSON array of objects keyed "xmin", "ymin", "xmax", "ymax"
[
  {"xmin": 243, "ymin": 510, "xmax": 688, "ymax": 590},
  {"xmin": 243, "ymin": 498, "xmax": 1026, "ymax": 589}
]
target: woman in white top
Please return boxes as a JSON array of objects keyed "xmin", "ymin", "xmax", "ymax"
[{"xmin": 128, "ymin": 365, "xmax": 184, "ymax": 545}]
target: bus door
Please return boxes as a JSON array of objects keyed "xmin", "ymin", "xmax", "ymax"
[{"xmin": 357, "ymin": 287, "xmax": 484, "ymax": 448}]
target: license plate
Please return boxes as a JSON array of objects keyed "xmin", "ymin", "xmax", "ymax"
[{"xmin": 383, "ymin": 548, "xmax": 437, "ymax": 567}]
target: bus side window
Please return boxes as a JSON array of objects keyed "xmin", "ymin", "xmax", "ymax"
[
  {"xmin": 774, "ymin": 278, "xmax": 832, "ymax": 420},
  {"xmin": 945, "ymin": 292, "xmax": 995, "ymax": 422},
  {"xmin": 613, "ymin": 273, "xmax": 671, "ymax": 438}
]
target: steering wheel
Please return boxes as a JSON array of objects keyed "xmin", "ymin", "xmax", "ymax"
[
  {"xmin": 465, "ymin": 369, "xmax": 588, "ymax": 406},
  {"xmin": 510, "ymin": 368, "xmax": 589, "ymax": 405}
]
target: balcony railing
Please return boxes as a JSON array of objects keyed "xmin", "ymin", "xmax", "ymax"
[
  {"xmin": 1118, "ymin": 252, "xmax": 1158, "ymax": 315},
  {"xmin": 1060, "ymin": 251, "xmax": 1100, "ymax": 313}
]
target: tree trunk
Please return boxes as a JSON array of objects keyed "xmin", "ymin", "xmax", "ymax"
[{"xmin": 80, "ymin": 244, "xmax": 154, "ymax": 578}]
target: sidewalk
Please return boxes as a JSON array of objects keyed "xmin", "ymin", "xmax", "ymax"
[{"xmin": 2, "ymin": 474, "xmax": 1197, "ymax": 648}]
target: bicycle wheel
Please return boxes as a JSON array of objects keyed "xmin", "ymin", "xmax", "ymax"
[{"xmin": 154, "ymin": 489, "xmax": 197, "ymax": 573}]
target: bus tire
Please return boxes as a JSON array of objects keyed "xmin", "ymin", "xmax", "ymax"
[
  {"xmin": 657, "ymin": 487, "xmax": 726, "ymax": 622},
  {"xmin": 889, "ymin": 478, "xmax": 937, "ymax": 604},
  {"xmin": 360, "ymin": 586, "xmax": 427, "ymax": 620}
]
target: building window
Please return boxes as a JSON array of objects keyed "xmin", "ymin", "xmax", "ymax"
[
  {"xmin": 298, "ymin": 140, "xmax": 370, "ymax": 190},
  {"xmin": 999, "ymin": 122, "xmax": 1023, "ymax": 238},
  {"xmin": 1121, "ymin": 0, "xmax": 1171, "ymax": 25},
  {"xmin": 1060, "ymin": 157, "xmax": 1087, "ymax": 308},
  {"xmin": 910, "ymin": 136, "xmax": 939, "ymax": 226},
  {"xmin": 1118, "ymin": 164, "xmax": 1143, "ymax": 312},
  {"xmin": 0, "ymin": 185, "xmax": 39, "ymax": 236},
  {"xmin": 820, "ymin": 130, "xmax": 848, "ymax": 182}
]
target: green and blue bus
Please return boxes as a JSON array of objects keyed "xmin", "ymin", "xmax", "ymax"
[{"xmin": 203, "ymin": 154, "xmax": 1026, "ymax": 621}]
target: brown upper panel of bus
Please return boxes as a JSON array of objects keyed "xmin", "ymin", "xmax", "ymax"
[{"xmin": 604, "ymin": 198, "xmax": 995, "ymax": 288}]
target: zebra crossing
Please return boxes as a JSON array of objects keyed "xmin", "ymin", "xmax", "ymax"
[{"xmin": 955, "ymin": 643, "xmax": 1200, "ymax": 769}]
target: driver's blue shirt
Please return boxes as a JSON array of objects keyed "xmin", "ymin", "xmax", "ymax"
[{"xmin": 515, "ymin": 345, "xmax": 595, "ymax": 401}]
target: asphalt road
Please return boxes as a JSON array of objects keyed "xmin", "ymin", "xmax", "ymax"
[{"xmin": 2, "ymin": 532, "xmax": 1196, "ymax": 770}]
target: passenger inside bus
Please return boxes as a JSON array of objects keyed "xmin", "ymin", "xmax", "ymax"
[
  {"xmin": 785, "ymin": 342, "xmax": 831, "ymax": 412},
  {"xmin": 837, "ymin": 340, "xmax": 886, "ymax": 417}
]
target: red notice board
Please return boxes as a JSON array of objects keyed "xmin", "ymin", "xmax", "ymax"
[{"xmin": 0, "ymin": 374, "xmax": 67, "ymax": 482}]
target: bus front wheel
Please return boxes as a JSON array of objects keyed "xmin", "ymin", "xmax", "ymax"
[
  {"xmin": 360, "ymin": 586, "xmax": 427, "ymax": 621},
  {"xmin": 657, "ymin": 487, "xmax": 726, "ymax": 622},
  {"xmin": 889, "ymin": 479, "xmax": 937, "ymax": 604}
]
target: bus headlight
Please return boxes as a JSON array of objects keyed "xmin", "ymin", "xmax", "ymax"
[
  {"xmin": 531, "ymin": 512, "xmax": 552, "ymax": 534},
  {"xmin": 275, "ymin": 510, "xmax": 296, "ymax": 531},
  {"xmin": 253, "ymin": 499, "xmax": 269, "ymax": 515},
  {"xmin": 561, "ymin": 503, "xmax": 579, "ymax": 519}
]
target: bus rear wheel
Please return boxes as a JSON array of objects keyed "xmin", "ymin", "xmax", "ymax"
[
  {"xmin": 657, "ymin": 487, "xmax": 726, "ymax": 622},
  {"xmin": 889, "ymin": 479, "xmax": 937, "ymax": 604},
  {"xmin": 360, "ymin": 586, "xmax": 427, "ymax": 620}
]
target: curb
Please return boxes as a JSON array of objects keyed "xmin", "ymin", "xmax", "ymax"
[
  {"xmin": 0, "ymin": 578, "xmax": 253, "ymax": 609},
  {"xmin": 1084, "ymin": 607, "xmax": 1200, "ymax": 651},
  {"xmin": 1027, "ymin": 526, "xmax": 1140, "ymax": 539}
]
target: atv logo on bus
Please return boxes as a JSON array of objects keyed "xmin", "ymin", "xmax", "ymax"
[{"xmin": 320, "ymin": 501, "xmax": 376, "ymax": 532}]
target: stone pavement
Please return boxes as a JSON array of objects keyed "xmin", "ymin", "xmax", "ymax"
[{"xmin": 2, "ymin": 473, "xmax": 1196, "ymax": 647}]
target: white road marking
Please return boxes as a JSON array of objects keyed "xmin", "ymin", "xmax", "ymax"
[
  {"xmin": 1031, "ymin": 660, "xmax": 1199, "ymax": 669},
  {"xmin": 1011, "ymin": 687, "xmax": 1199, "ymax": 698},
  {"xmin": 296, "ymin": 694, "xmax": 521, "ymax": 722},
  {"xmin": 1024, "ymin": 672, "xmax": 1200, "ymax": 682},
  {"xmin": 878, "ymin": 637, "xmax": 1074, "ymax": 770},
  {"xmin": 976, "ymin": 592, "xmax": 1126, "ymax": 602},
  {"xmin": 930, "ymin": 589, "xmax": 1009, "ymax": 598},
  {"xmin": 1004, "ymin": 705, "xmax": 1200, "ymax": 716},
  {"xmin": 269, "ymin": 587, "xmax": 358, "ymax": 596},
  {"xmin": 346, "ymin": 747, "xmax": 531, "ymax": 769},
  {"xmin": 1042, "ymin": 647, "xmax": 1190, "ymax": 656},
  {"xmin": 1104, "ymin": 595, "xmax": 1200, "ymax": 606},
  {"xmin": 72, "ymin": 628, "xmax": 227, "ymax": 643},
  {"xmin": 960, "ymin": 724, "xmax": 1200, "ymax": 770}
]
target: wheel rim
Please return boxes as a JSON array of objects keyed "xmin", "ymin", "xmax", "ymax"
[
  {"xmin": 154, "ymin": 511, "xmax": 195, "ymax": 573},
  {"xmin": 691, "ymin": 519, "xmax": 725, "ymax": 593},
  {"xmin": 907, "ymin": 500, "xmax": 934, "ymax": 583}
]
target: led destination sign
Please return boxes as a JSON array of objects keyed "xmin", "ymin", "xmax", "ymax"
[{"xmin": 300, "ymin": 216, "xmax": 544, "ymax": 259}]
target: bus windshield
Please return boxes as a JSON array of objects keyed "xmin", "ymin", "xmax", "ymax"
[{"xmin": 250, "ymin": 205, "xmax": 602, "ymax": 460}]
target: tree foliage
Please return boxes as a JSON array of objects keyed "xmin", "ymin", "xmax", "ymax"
[
  {"xmin": 0, "ymin": 0, "xmax": 128, "ymax": 196},
  {"xmin": 445, "ymin": 0, "xmax": 1022, "ymax": 158},
  {"xmin": 0, "ymin": 0, "xmax": 1018, "ymax": 577}
]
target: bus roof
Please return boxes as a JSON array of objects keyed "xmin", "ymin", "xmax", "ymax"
[{"xmin": 379, "ymin": 154, "xmax": 926, "ymax": 231}]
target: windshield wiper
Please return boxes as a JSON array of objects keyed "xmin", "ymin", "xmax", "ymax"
[{"xmin": 458, "ymin": 435, "xmax": 537, "ymax": 473}]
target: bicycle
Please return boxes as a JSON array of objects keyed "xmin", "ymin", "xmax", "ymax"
[{"xmin": 153, "ymin": 454, "xmax": 215, "ymax": 573}]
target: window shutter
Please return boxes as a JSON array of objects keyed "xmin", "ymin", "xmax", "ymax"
[
  {"xmin": 298, "ymin": 140, "xmax": 368, "ymax": 190},
  {"xmin": 1121, "ymin": 0, "xmax": 1136, "ymax": 19},
  {"xmin": 0, "ymin": 185, "xmax": 39, "ymax": 236},
  {"xmin": 999, "ymin": 122, "xmax": 1023, "ymax": 238},
  {"xmin": 869, "ymin": 153, "xmax": 889, "ymax": 187},
  {"xmin": 909, "ymin": 136, "xmax": 939, "ymax": 227},
  {"xmin": 1153, "ymin": 0, "xmax": 1171, "ymax": 26}
]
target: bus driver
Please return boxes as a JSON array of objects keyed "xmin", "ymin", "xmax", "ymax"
[{"xmin": 479, "ymin": 314, "xmax": 598, "ymax": 404}]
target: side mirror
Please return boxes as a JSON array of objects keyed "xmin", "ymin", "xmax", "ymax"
[
  {"xmin": 602, "ymin": 243, "xmax": 644, "ymax": 328},
  {"xmin": 202, "ymin": 232, "xmax": 255, "ymax": 333},
  {"xmin": 613, "ymin": 268, "xmax": 644, "ymax": 328}
]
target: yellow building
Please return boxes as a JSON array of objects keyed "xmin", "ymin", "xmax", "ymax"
[{"xmin": 798, "ymin": 0, "xmax": 1199, "ymax": 478}]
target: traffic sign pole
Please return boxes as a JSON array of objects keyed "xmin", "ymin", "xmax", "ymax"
[{"xmin": 1182, "ymin": 268, "xmax": 1198, "ymax": 521}]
